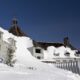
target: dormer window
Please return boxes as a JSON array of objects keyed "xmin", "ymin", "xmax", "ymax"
[{"xmin": 64, "ymin": 52, "xmax": 70, "ymax": 56}]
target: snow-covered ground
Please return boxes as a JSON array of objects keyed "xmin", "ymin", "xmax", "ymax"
[
  {"xmin": 0, "ymin": 63, "xmax": 80, "ymax": 80},
  {"xmin": 0, "ymin": 27, "xmax": 80, "ymax": 80}
]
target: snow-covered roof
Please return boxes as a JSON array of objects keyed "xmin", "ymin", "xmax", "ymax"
[{"xmin": 33, "ymin": 41, "xmax": 64, "ymax": 50}]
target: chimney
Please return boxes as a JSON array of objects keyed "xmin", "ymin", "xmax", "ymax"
[{"xmin": 63, "ymin": 37, "xmax": 70, "ymax": 46}]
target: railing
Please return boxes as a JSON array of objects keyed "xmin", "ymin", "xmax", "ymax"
[
  {"xmin": 55, "ymin": 60, "xmax": 80, "ymax": 75},
  {"xmin": 42, "ymin": 58, "xmax": 80, "ymax": 75}
]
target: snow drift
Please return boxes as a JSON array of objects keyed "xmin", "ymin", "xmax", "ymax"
[{"xmin": 0, "ymin": 27, "xmax": 80, "ymax": 80}]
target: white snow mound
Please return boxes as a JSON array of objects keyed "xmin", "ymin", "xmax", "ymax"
[{"xmin": 0, "ymin": 27, "xmax": 79, "ymax": 80}]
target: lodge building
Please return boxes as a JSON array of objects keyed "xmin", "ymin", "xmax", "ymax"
[{"xmin": 8, "ymin": 18, "xmax": 80, "ymax": 61}]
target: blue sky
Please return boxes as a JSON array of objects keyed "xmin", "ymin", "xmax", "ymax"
[{"xmin": 0, "ymin": 0, "xmax": 80, "ymax": 48}]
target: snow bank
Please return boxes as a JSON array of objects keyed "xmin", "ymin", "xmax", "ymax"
[
  {"xmin": 0, "ymin": 27, "xmax": 80, "ymax": 80},
  {"xmin": 0, "ymin": 63, "xmax": 79, "ymax": 80}
]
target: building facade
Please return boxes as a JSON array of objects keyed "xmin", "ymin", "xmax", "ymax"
[{"xmin": 28, "ymin": 38, "xmax": 80, "ymax": 61}]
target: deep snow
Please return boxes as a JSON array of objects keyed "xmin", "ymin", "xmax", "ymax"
[{"xmin": 0, "ymin": 27, "xmax": 80, "ymax": 80}]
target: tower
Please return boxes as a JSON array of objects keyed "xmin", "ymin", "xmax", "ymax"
[{"xmin": 9, "ymin": 18, "xmax": 26, "ymax": 36}]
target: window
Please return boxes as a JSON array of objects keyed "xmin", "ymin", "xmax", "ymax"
[
  {"xmin": 37, "ymin": 56, "xmax": 41, "ymax": 59},
  {"xmin": 35, "ymin": 49, "xmax": 41, "ymax": 53},
  {"xmin": 75, "ymin": 51, "xmax": 80, "ymax": 57},
  {"xmin": 64, "ymin": 52, "xmax": 70, "ymax": 56}
]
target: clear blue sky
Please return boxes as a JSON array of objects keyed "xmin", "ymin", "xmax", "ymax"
[{"xmin": 0, "ymin": 0, "xmax": 80, "ymax": 48}]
